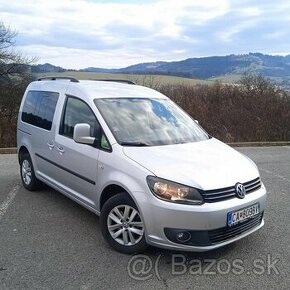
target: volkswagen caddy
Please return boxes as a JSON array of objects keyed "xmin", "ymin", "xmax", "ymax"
[{"xmin": 17, "ymin": 77, "xmax": 266, "ymax": 254}]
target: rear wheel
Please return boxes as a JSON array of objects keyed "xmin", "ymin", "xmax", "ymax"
[
  {"xmin": 20, "ymin": 153, "xmax": 41, "ymax": 191},
  {"xmin": 100, "ymin": 192, "xmax": 147, "ymax": 254}
]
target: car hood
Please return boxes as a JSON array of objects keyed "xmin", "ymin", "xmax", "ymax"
[{"xmin": 123, "ymin": 138, "xmax": 259, "ymax": 190}]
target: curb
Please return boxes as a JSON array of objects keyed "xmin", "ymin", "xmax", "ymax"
[
  {"xmin": 227, "ymin": 141, "xmax": 290, "ymax": 147},
  {"xmin": 0, "ymin": 148, "xmax": 17, "ymax": 154},
  {"xmin": 0, "ymin": 141, "xmax": 290, "ymax": 154}
]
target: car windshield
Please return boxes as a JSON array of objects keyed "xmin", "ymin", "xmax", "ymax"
[{"xmin": 94, "ymin": 98, "xmax": 209, "ymax": 146}]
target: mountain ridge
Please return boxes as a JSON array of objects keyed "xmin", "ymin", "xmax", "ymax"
[{"xmin": 32, "ymin": 53, "xmax": 290, "ymax": 87}]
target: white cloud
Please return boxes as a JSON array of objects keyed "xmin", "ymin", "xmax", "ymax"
[
  {"xmin": 217, "ymin": 18, "xmax": 259, "ymax": 43},
  {"xmin": 239, "ymin": 7, "xmax": 262, "ymax": 17},
  {"xmin": 1, "ymin": 0, "xmax": 290, "ymax": 68},
  {"xmin": 1, "ymin": 0, "xmax": 228, "ymax": 36},
  {"xmin": 19, "ymin": 44, "xmax": 185, "ymax": 69}
]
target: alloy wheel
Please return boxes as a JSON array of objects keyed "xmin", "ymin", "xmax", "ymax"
[
  {"xmin": 107, "ymin": 205, "xmax": 144, "ymax": 246},
  {"xmin": 22, "ymin": 159, "xmax": 32, "ymax": 185}
]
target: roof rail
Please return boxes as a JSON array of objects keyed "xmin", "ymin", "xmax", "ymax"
[
  {"xmin": 94, "ymin": 79, "xmax": 136, "ymax": 85},
  {"xmin": 37, "ymin": 76, "xmax": 79, "ymax": 83}
]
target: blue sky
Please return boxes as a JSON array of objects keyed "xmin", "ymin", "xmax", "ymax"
[{"xmin": 0, "ymin": 0, "xmax": 289, "ymax": 69}]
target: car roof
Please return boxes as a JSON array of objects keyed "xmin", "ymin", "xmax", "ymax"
[{"xmin": 28, "ymin": 79, "xmax": 168, "ymax": 100}]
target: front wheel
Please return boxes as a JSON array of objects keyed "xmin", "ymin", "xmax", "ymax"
[{"xmin": 100, "ymin": 192, "xmax": 148, "ymax": 254}]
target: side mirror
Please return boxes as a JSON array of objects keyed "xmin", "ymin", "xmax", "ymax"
[
  {"xmin": 195, "ymin": 120, "xmax": 199, "ymax": 124},
  {"xmin": 73, "ymin": 123, "xmax": 95, "ymax": 145}
]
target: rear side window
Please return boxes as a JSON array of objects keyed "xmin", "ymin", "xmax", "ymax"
[{"xmin": 21, "ymin": 91, "xmax": 59, "ymax": 130}]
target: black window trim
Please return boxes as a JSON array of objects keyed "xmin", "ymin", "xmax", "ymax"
[
  {"xmin": 21, "ymin": 90, "xmax": 60, "ymax": 132},
  {"xmin": 59, "ymin": 94, "xmax": 112, "ymax": 153}
]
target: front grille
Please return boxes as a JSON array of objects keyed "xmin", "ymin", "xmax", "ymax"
[
  {"xmin": 208, "ymin": 212, "xmax": 263, "ymax": 244},
  {"xmin": 201, "ymin": 177, "xmax": 261, "ymax": 203}
]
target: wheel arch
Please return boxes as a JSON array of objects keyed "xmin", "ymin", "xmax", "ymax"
[
  {"xmin": 100, "ymin": 184, "xmax": 133, "ymax": 211},
  {"xmin": 18, "ymin": 145, "xmax": 30, "ymax": 164}
]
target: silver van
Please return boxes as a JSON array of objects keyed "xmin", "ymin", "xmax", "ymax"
[{"xmin": 17, "ymin": 77, "xmax": 266, "ymax": 254}]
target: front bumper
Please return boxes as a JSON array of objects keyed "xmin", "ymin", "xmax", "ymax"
[{"xmin": 137, "ymin": 183, "xmax": 266, "ymax": 251}]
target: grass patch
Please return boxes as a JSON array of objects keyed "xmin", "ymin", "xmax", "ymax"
[{"xmin": 36, "ymin": 71, "xmax": 217, "ymax": 86}]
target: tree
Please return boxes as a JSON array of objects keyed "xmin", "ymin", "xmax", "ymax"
[
  {"xmin": 0, "ymin": 22, "xmax": 36, "ymax": 79},
  {"xmin": 0, "ymin": 21, "xmax": 35, "ymax": 147}
]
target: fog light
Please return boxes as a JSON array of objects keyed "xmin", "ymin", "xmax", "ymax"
[{"xmin": 176, "ymin": 231, "xmax": 191, "ymax": 243}]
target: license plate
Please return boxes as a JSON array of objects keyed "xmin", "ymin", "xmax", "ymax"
[{"xmin": 227, "ymin": 203, "xmax": 259, "ymax": 226}]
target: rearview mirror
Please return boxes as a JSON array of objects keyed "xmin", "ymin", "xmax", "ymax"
[{"xmin": 73, "ymin": 123, "xmax": 95, "ymax": 145}]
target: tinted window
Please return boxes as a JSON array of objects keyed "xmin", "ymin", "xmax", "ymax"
[
  {"xmin": 21, "ymin": 91, "xmax": 59, "ymax": 130},
  {"xmin": 60, "ymin": 96, "xmax": 100, "ymax": 139}
]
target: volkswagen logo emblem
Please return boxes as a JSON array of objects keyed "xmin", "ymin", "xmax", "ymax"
[{"xmin": 235, "ymin": 183, "xmax": 246, "ymax": 199}]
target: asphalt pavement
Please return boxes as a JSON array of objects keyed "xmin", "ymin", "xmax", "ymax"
[{"xmin": 0, "ymin": 147, "xmax": 289, "ymax": 289}]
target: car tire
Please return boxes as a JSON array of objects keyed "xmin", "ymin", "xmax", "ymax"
[
  {"xmin": 100, "ymin": 192, "xmax": 148, "ymax": 254},
  {"xmin": 20, "ymin": 153, "xmax": 41, "ymax": 191}
]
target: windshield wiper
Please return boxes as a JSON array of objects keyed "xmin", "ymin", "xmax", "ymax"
[{"xmin": 120, "ymin": 141, "xmax": 150, "ymax": 147}]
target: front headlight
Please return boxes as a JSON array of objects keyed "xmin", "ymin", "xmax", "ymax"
[{"xmin": 146, "ymin": 176, "xmax": 204, "ymax": 205}]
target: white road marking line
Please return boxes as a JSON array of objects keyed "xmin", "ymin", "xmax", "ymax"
[
  {"xmin": 0, "ymin": 184, "xmax": 21, "ymax": 221},
  {"xmin": 260, "ymin": 168, "xmax": 290, "ymax": 184}
]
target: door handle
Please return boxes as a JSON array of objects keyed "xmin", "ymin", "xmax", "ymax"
[
  {"xmin": 47, "ymin": 142, "xmax": 54, "ymax": 149},
  {"xmin": 57, "ymin": 146, "xmax": 65, "ymax": 154}
]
